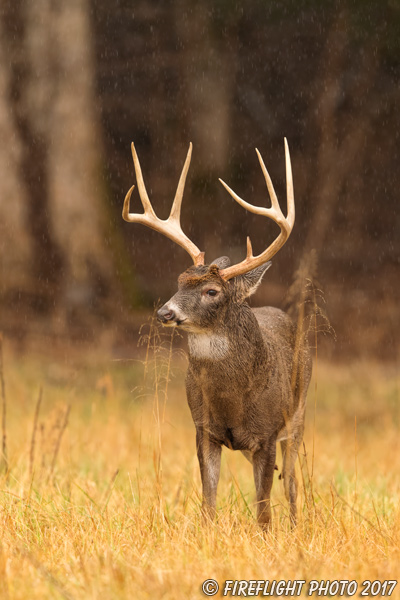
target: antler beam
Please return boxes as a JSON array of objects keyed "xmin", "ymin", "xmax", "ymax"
[
  {"xmin": 218, "ymin": 138, "xmax": 295, "ymax": 281},
  {"xmin": 122, "ymin": 143, "xmax": 204, "ymax": 266}
]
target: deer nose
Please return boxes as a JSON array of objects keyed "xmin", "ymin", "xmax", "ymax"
[{"xmin": 157, "ymin": 306, "xmax": 176, "ymax": 323}]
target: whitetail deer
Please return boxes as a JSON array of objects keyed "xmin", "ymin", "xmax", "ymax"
[{"xmin": 123, "ymin": 140, "xmax": 312, "ymax": 529}]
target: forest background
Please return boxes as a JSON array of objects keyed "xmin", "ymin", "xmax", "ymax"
[{"xmin": 0, "ymin": 0, "xmax": 399, "ymax": 361}]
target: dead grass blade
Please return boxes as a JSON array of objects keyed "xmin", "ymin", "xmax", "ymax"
[
  {"xmin": 29, "ymin": 386, "xmax": 43, "ymax": 477},
  {"xmin": 101, "ymin": 468, "xmax": 120, "ymax": 514},
  {"xmin": 18, "ymin": 546, "xmax": 76, "ymax": 600},
  {"xmin": 331, "ymin": 482, "xmax": 393, "ymax": 543},
  {"xmin": 47, "ymin": 404, "xmax": 71, "ymax": 482},
  {"xmin": 0, "ymin": 334, "xmax": 8, "ymax": 472}
]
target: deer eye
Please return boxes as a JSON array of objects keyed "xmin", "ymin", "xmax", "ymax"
[{"xmin": 206, "ymin": 289, "xmax": 218, "ymax": 297}]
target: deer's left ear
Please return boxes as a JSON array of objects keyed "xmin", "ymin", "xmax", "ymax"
[
  {"xmin": 232, "ymin": 261, "xmax": 272, "ymax": 301},
  {"xmin": 210, "ymin": 256, "xmax": 231, "ymax": 269}
]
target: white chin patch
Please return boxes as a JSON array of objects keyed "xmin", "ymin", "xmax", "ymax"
[{"xmin": 188, "ymin": 333, "xmax": 229, "ymax": 360}]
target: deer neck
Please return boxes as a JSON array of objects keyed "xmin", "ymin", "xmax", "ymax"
[{"xmin": 187, "ymin": 303, "xmax": 265, "ymax": 364}]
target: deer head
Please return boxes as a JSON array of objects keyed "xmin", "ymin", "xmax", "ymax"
[{"xmin": 122, "ymin": 140, "xmax": 295, "ymax": 331}]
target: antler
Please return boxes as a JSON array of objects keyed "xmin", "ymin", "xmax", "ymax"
[
  {"xmin": 122, "ymin": 143, "xmax": 204, "ymax": 266},
  {"xmin": 218, "ymin": 138, "xmax": 295, "ymax": 281}
]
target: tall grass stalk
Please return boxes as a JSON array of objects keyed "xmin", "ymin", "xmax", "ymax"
[
  {"xmin": 0, "ymin": 334, "xmax": 7, "ymax": 472},
  {"xmin": 29, "ymin": 386, "xmax": 43, "ymax": 477}
]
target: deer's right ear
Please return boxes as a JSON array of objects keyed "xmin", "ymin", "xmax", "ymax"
[{"xmin": 232, "ymin": 261, "xmax": 272, "ymax": 301}]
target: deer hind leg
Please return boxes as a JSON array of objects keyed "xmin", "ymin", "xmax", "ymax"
[
  {"xmin": 196, "ymin": 430, "xmax": 222, "ymax": 523},
  {"xmin": 280, "ymin": 429, "xmax": 303, "ymax": 527},
  {"xmin": 252, "ymin": 440, "xmax": 277, "ymax": 530}
]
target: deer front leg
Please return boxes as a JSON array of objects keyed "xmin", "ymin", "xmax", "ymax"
[
  {"xmin": 252, "ymin": 439, "xmax": 277, "ymax": 530},
  {"xmin": 196, "ymin": 429, "xmax": 221, "ymax": 523}
]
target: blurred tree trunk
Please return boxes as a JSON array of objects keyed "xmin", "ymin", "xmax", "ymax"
[
  {"xmin": 304, "ymin": 10, "xmax": 377, "ymax": 256},
  {"xmin": 174, "ymin": 0, "xmax": 237, "ymax": 259},
  {"xmin": 2, "ymin": 0, "xmax": 64, "ymax": 318},
  {"xmin": 0, "ymin": 15, "xmax": 33, "ymax": 303},
  {"xmin": 175, "ymin": 1, "xmax": 233, "ymax": 173},
  {"xmin": 1, "ymin": 0, "xmax": 115, "ymax": 332},
  {"xmin": 46, "ymin": 0, "xmax": 114, "ymax": 328}
]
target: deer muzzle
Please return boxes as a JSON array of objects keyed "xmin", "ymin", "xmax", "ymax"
[{"xmin": 157, "ymin": 306, "xmax": 176, "ymax": 324}]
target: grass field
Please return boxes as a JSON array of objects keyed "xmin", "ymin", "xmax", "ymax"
[{"xmin": 0, "ymin": 329, "xmax": 399, "ymax": 599}]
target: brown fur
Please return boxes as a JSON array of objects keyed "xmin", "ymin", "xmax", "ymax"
[{"xmin": 178, "ymin": 264, "xmax": 227, "ymax": 288}]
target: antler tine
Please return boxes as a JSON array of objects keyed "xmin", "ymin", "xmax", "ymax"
[
  {"xmin": 246, "ymin": 236, "xmax": 253, "ymax": 259},
  {"xmin": 169, "ymin": 143, "xmax": 192, "ymax": 222},
  {"xmin": 219, "ymin": 178, "xmax": 261, "ymax": 215},
  {"xmin": 130, "ymin": 142, "xmax": 156, "ymax": 217},
  {"xmin": 219, "ymin": 156, "xmax": 283, "ymax": 222},
  {"xmin": 218, "ymin": 139, "xmax": 295, "ymax": 281},
  {"xmin": 284, "ymin": 137, "xmax": 295, "ymax": 228},
  {"xmin": 122, "ymin": 184, "xmax": 137, "ymax": 222},
  {"xmin": 255, "ymin": 148, "xmax": 281, "ymax": 214},
  {"xmin": 122, "ymin": 143, "xmax": 204, "ymax": 266}
]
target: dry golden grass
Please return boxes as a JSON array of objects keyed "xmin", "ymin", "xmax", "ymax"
[{"xmin": 0, "ymin": 330, "xmax": 399, "ymax": 599}]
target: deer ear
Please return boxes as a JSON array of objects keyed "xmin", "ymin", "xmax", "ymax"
[
  {"xmin": 232, "ymin": 261, "xmax": 272, "ymax": 300},
  {"xmin": 210, "ymin": 256, "xmax": 231, "ymax": 269}
]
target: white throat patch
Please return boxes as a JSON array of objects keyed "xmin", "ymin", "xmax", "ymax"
[{"xmin": 188, "ymin": 333, "xmax": 229, "ymax": 360}]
